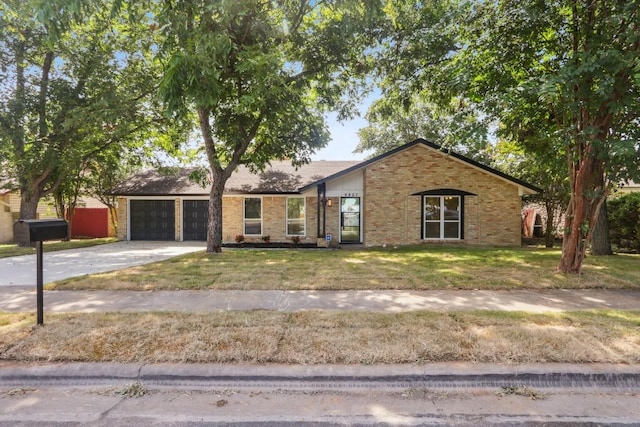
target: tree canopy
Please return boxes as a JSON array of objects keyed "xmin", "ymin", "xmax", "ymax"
[
  {"xmin": 0, "ymin": 0, "xmax": 177, "ymax": 224},
  {"xmin": 156, "ymin": 0, "xmax": 382, "ymax": 252},
  {"xmin": 369, "ymin": 0, "xmax": 640, "ymax": 272}
]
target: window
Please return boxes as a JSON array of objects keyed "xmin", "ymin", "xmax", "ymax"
[
  {"xmin": 424, "ymin": 196, "xmax": 461, "ymax": 239},
  {"xmin": 244, "ymin": 197, "xmax": 262, "ymax": 235},
  {"xmin": 286, "ymin": 197, "xmax": 305, "ymax": 236}
]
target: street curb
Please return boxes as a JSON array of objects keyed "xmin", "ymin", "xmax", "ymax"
[{"xmin": 1, "ymin": 362, "xmax": 639, "ymax": 391}]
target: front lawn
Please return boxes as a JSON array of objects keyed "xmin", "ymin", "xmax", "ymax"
[
  {"xmin": 48, "ymin": 245, "xmax": 640, "ymax": 291},
  {"xmin": 1, "ymin": 310, "xmax": 638, "ymax": 364}
]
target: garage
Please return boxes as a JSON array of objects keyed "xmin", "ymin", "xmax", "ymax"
[
  {"xmin": 130, "ymin": 200, "xmax": 175, "ymax": 240},
  {"xmin": 183, "ymin": 200, "xmax": 208, "ymax": 241}
]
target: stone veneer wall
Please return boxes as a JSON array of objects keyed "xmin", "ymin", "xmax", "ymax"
[{"xmin": 363, "ymin": 144, "xmax": 522, "ymax": 247}]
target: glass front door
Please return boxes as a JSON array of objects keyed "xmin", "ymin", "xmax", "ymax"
[{"xmin": 340, "ymin": 197, "xmax": 361, "ymax": 243}]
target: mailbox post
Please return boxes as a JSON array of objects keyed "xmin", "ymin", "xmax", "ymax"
[{"xmin": 13, "ymin": 219, "xmax": 68, "ymax": 326}]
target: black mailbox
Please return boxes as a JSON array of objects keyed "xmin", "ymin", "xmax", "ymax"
[{"xmin": 14, "ymin": 219, "xmax": 68, "ymax": 243}]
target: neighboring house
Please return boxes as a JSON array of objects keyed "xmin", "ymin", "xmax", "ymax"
[
  {"xmin": 617, "ymin": 180, "xmax": 640, "ymax": 195},
  {"xmin": 522, "ymin": 179, "xmax": 640, "ymax": 240},
  {"xmin": 0, "ymin": 188, "xmax": 15, "ymax": 243},
  {"xmin": 0, "ymin": 185, "xmax": 113, "ymax": 243},
  {"xmin": 112, "ymin": 139, "xmax": 540, "ymax": 247},
  {"xmin": 0, "ymin": 187, "xmax": 60, "ymax": 243}
]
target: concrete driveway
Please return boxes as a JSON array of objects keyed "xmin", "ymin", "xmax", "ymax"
[{"xmin": 0, "ymin": 241, "xmax": 205, "ymax": 286}]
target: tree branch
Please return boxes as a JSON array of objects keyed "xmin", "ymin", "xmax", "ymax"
[{"xmin": 38, "ymin": 50, "xmax": 54, "ymax": 139}]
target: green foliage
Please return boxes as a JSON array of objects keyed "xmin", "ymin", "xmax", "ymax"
[
  {"xmin": 371, "ymin": 0, "xmax": 640, "ymax": 272},
  {"xmin": 356, "ymin": 95, "xmax": 492, "ymax": 162},
  {"xmin": 155, "ymin": 0, "xmax": 382, "ymax": 251},
  {"xmin": 0, "ymin": 0, "xmax": 181, "ymax": 218},
  {"xmin": 608, "ymin": 192, "xmax": 640, "ymax": 252}
]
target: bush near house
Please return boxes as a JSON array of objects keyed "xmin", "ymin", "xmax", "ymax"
[{"xmin": 609, "ymin": 192, "xmax": 640, "ymax": 252}]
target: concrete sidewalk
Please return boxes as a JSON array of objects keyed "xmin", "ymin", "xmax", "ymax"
[{"xmin": 2, "ymin": 287, "xmax": 640, "ymax": 313}]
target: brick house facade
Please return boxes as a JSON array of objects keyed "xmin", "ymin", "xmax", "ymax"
[{"xmin": 113, "ymin": 139, "xmax": 540, "ymax": 247}]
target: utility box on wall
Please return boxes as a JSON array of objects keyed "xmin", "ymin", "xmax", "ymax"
[{"xmin": 14, "ymin": 219, "xmax": 68, "ymax": 244}]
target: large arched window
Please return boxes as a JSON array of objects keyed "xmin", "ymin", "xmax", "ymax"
[{"xmin": 413, "ymin": 189, "xmax": 475, "ymax": 240}]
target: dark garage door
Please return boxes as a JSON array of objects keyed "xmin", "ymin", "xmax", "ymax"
[
  {"xmin": 130, "ymin": 200, "xmax": 175, "ymax": 241},
  {"xmin": 183, "ymin": 200, "xmax": 208, "ymax": 241}
]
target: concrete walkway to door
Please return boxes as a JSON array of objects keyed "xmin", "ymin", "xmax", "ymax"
[{"xmin": 0, "ymin": 241, "xmax": 205, "ymax": 286}]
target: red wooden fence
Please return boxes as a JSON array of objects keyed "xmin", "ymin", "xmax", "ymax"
[{"xmin": 69, "ymin": 208, "xmax": 109, "ymax": 238}]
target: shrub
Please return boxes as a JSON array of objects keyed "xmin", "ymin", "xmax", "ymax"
[
  {"xmin": 261, "ymin": 235, "xmax": 271, "ymax": 243},
  {"xmin": 608, "ymin": 192, "xmax": 640, "ymax": 252},
  {"xmin": 291, "ymin": 236, "xmax": 301, "ymax": 245},
  {"xmin": 234, "ymin": 234, "xmax": 245, "ymax": 243}
]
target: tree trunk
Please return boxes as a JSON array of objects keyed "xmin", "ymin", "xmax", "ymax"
[
  {"xmin": 207, "ymin": 176, "xmax": 225, "ymax": 253},
  {"xmin": 544, "ymin": 201, "xmax": 555, "ymax": 248},
  {"xmin": 590, "ymin": 200, "xmax": 612, "ymax": 255},
  {"xmin": 558, "ymin": 137, "xmax": 607, "ymax": 273},
  {"xmin": 18, "ymin": 185, "xmax": 41, "ymax": 247},
  {"xmin": 19, "ymin": 185, "xmax": 40, "ymax": 221},
  {"xmin": 65, "ymin": 206, "xmax": 74, "ymax": 241},
  {"xmin": 207, "ymin": 184, "xmax": 224, "ymax": 253},
  {"xmin": 559, "ymin": 194, "xmax": 585, "ymax": 273}
]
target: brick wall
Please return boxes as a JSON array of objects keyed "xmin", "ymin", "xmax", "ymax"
[
  {"xmin": 174, "ymin": 198, "xmax": 181, "ymax": 241},
  {"xmin": 222, "ymin": 195, "xmax": 318, "ymax": 243},
  {"xmin": 116, "ymin": 197, "xmax": 127, "ymax": 240},
  {"xmin": 363, "ymin": 144, "xmax": 522, "ymax": 247}
]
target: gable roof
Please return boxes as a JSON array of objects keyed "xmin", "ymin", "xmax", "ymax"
[
  {"xmin": 110, "ymin": 161, "xmax": 360, "ymax": 196},
  {"xmin": 299, "ymin": 138, "xmax": 542, "ymax": 194},
  {"xmin": 112, "ymin": 139, "xmax": 542, "ymax": 197}
]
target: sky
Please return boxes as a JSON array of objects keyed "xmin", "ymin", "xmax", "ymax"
[
  {"xmin": 311, "ymin": 91, "xmax": 379, "ymax": 161},
  {"xmin": 312, "ymin": 112, "xmax": 371, "ymax": 161}
]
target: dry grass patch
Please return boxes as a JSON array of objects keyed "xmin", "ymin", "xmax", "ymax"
[
  {"xmin": 0, "ymin": 238, "xmax": 117, "ymax": 259},
  {"xmin": 48, "ymin": 246, "xmax": 640, "ymax": 291},
  {"xmin": 1, "ymin": 310, "xmax": 639, "ymax": 364}
]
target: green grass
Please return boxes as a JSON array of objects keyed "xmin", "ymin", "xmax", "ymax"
[
  {"xmin": 48, "ymin": 245, "xmax": 640, "ymax": 291},
  {"xmin": 0, "ymin": 237, "xmax": 117, "ymax": 258}
]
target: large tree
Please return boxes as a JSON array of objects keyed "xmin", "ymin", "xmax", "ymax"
[
  {"xmin": 156, "ymin": 0, "xmax": 381, "ymax": 253},
  {"xmin": 0, "ymin": 0, "xmax": 170, "ymax": 226},
  {"xmin": 355, "ymin": 94, "xmax": 493, "ymax": 163},
  {"xmin": 372, "ymin": 0, "xmax": 640, "ymax": 273},
  {"xmin": 492, "ymin": 139, "xmax": 570, "ymax": 248}
]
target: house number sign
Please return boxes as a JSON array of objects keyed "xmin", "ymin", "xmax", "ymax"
[{"xmin": 343, "ymin": 192, "xmax": 360, "ymax": 197}]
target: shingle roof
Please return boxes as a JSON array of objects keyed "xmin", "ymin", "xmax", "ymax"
[{"xmin": 110, "ymin": 161, "xmax": 360, "ymax": 196}]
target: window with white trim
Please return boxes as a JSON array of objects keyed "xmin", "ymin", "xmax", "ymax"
[
  {"xmin": 286, "ymin": 197, "xmax": 305, "ymax": 236},
  {"xmin": 244, "ymin": 197, "xmax": 262, "ymax": 235},
  {"xmin": 424, "ymin": 196, "xmax": 461, "ymax": 239}
]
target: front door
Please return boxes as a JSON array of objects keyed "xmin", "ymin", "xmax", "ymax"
[{"xmin": 340, "ymin": 197, "xmax": 361, "ymax": 243}]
